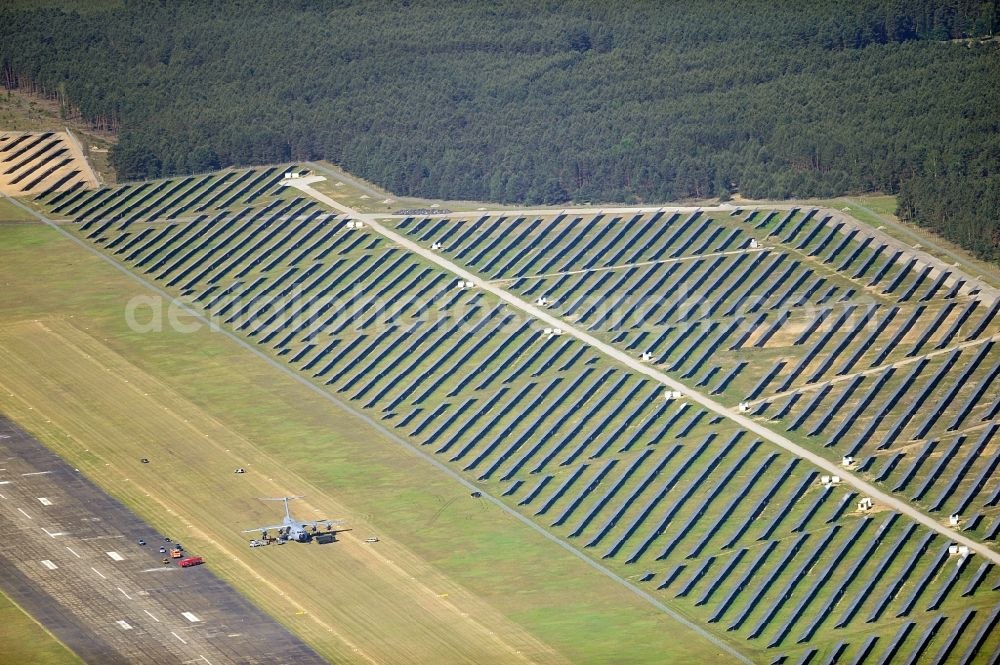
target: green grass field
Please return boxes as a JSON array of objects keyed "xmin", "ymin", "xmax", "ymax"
[
  {"xmin": 0, "ymin": 196, "xmax": 36, "ymax": 222},
  {"xmin": 0, "ymin": 221, "xmax": 740, "ymax": 664},
  {"xmin": 0, "ymin": 590, "xmax": 83, "ymax": 665},
  {"xmin": 853, "ymin": 194, "xmax": 897, "ymax": 217}
]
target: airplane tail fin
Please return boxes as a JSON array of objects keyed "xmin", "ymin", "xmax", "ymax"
[{"xmin": 257, "ymin": 496, "xmax": 304, "ymax": 523}]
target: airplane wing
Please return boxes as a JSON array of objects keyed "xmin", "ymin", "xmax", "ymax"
[
  {"xmin": 296, "ymin": 519, "xmax": 344, "ymax": 528},
  {"xmin": 241, "ymin": 524, "xmax": 285, "ymax": 533}
]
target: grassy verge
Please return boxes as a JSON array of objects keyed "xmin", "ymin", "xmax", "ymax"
[
  {"xmin": 0, "ymin": 196, "xmax": 37, "ymax": 222},
  {"xmin": 852, "ymin": 194, "xmax": 896, "ymax": 217},
  {"xmin": 0, "ymin": 590, "xmax": 83, "ymax": 665},
  {"xmin": 310, "ymin": 160, "xmax": 543, "ymax": 214},
  {"xmin": 817, "ymin": 196, "xmax": 1000, "ymax": 288}
]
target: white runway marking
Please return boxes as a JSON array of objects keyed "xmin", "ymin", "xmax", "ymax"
[
  {"xmin": 200, "ymin": 657, "xmax": 213, "ymax": 665},
  {"xmin": 40, "ymin": 560, "xmax": 57, "ymax": 570},
  {"xmin": 37, "ymin": 497, "xmax": 52, "ymax": 506},
  {"xmin": 17, "ymin": 507, "xmax": 31, "ymax": 519},
  {"xmin": 91, "ymin": 567, "xmax": 106, "ymax": 579},
  {"xmin": 116, "ymin": 620, "xmax": 133, "ymax": 630},
  {"xmin": 172, "ymin": 631, "xmax": 188, "ymax": 644},
  {"xmin": 106, "ymin": 551, "xmax": 124, "ymax": 561},
  {"xmin": 42, "ymin": 527, "xmax": 67, "ymax": 538},
  {"xmin": 21, "ymin": 471, "xmax": 52, "ymax": 476},
  {"xmin": 0, "ymin": 481, "xmax": 10, "ymax": 485},
  {"xmin": 0, "ymin": 493, "xmax": 5, "ymax": 499},
  {"xmin": 66, "ymin": 547, "xmax": 80, "ymax": 558},
  {"xmin": 182, "ymin": 611, "xmax": 201, "ymax": 623},
  {"xmin": 143, "ymin": 609, "xmax": 160, "ymax": 622},
  {"xmin": 140, "ymin": 567, "xmax": 174, "ymax": 573},
  {"xmin": 117, "ymin": 587, "xmax": 132, "ymax": 600}
]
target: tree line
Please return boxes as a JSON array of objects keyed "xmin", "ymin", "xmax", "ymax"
[{"xmin": 1, "ymin": 0, "xmax": 998, "ymax": 259}]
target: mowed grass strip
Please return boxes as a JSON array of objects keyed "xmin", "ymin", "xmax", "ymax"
[
  {"xmin": 0, "ymin": 589, "xmax": 84, "ymax": 665},
  {"xmin": 0, "ymin": 196, "xmax": 37, "ymax": 222},
  {"xmin": 0, "ymin": 319, "xmax": 569, "ymax": 665},
  {"xmin": 0, "ymin": 222, "xmax": 743, "ymax": 664}
]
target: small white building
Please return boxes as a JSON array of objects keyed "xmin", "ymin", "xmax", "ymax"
[
  {"xmin": 949, "ymin": 514, "xmax": 960, "ymax": 527},
  {"xmin": 749, "ymin": 238, "xmax": 759, "ymax": 249},
  {"xmin": 536, "ymin": 297, "xmax": 549, "ymax": 307},
  {"xmin": 640, "ymin": 351, "xmax": 653, "ymax": 362},
  {"xmin": 857, "ymin": 497, "xmax": 873, "ymax": 512},
  {"xmin": 431, "ymin": 242, "xmax": 443, "ymax": 251},
  {"xmin": 841, "ymin": 456, "xmax": 855, "ymax": 467}
]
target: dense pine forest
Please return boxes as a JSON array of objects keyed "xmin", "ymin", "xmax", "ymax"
[{"xmin": 1, "ymin": 0, "xmax": 998, "ymax": 259}]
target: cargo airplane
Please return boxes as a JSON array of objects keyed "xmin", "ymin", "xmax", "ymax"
[{"xmin": 243, "ymin": 496, "xmax": 342, "ymax": 544}]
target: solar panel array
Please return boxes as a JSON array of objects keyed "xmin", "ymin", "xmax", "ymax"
[
  {"xmin": 47, "ymin": 175, "xmax": 1000, "ymax": 663},
  {"xmin": 0, "ymin": 131, "xmax": 93, "ymax": 197}
]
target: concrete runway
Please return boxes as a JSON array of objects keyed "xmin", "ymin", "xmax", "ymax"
[{"xmin": 0, "ymin": 415, "xmax": 327, "ymax": 665}]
